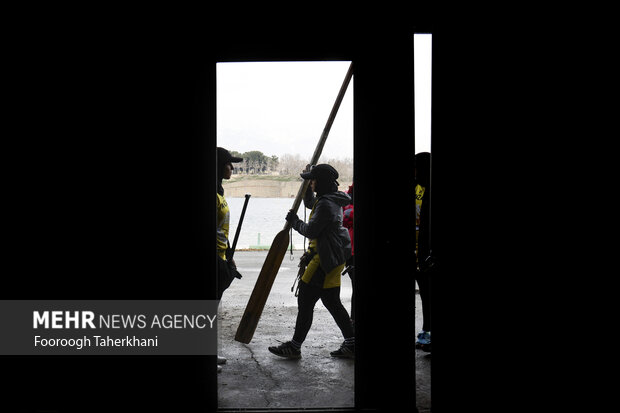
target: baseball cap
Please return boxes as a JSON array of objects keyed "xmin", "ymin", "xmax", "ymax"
[
  {"xmin": 300, "ymin": 164, "xmax": 339, "ymax": 182},
  {"xmin": 217, "ymin": 147, "xmax": 243, "ymax": 164}
]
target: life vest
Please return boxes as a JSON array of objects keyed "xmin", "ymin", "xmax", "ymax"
[
  {"xmin": 216, "ymin": 193, "xmax": 229, "ymax": 260},
  {"xmin": 343, "ymin": 203, "xmax": 354, "ymax": 255},
  {"xmin": 415, "ymin": 183, "xmax": 426, "ymax": 263},
  {"xmin": 302, "ymin": 200, "xmax": 345, "ymax": 289}
]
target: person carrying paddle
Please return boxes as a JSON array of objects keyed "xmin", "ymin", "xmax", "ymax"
[
  {"xmin": 216, "ymin": 147, "xmax": 243, "ymax": 371},
  {"xmin": 217, "ymin": 147, "xmax": 243, "ymax": 293},
  {"xmin": 268, "ymin": 164, "xmax": 354, "ymax": 359}
]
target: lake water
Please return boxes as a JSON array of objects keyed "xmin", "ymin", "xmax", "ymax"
[{"xmin": 226, "ymin": 197, "xmax": 311, "ymax": 250}]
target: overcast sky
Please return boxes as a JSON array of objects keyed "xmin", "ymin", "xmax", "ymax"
[
  {"xmin": 414, "ymin": 33, "xmax": 432, "ymax": 154},
  {"xmin": 216, "ymin": 34, "xmax": 432, "ymax": 161}
]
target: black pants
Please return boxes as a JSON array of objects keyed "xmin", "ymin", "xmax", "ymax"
[
  {"xmin": 292, "ymin": 279, "xmax": 354, "ymax": 344},
  {"xmin": 415, "ymin": 270, "xmax": 431, "ymax": 331}
]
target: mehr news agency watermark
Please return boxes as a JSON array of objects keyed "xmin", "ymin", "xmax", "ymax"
[
  {"xmin": 33, "ymin": 311, "xmax": 216, "ymax": 350},
  {"xmin": 0, "ymin": 300, "xmax": 220, "ymax": 355}
]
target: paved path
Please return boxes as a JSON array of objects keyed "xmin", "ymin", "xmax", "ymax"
[{"xmin": 217, "ymin": 250, "xmax": 430, "ymax": 411}]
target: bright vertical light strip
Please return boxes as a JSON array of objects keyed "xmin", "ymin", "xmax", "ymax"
[{"xmin": 414, "ymin": 34, "xmax": 432, "ymax": 154}]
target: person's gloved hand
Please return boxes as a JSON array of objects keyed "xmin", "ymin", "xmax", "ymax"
[{"xmin": 286, "ymin": 210, "xmax": 299, "ymax": 225}]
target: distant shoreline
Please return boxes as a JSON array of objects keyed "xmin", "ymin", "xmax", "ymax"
[{"xmin": 222, "ymin": 177, "xmax": 352, "ymax": 198}]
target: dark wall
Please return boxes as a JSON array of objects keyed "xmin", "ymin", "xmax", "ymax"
[
  {"xmin": 352, "ymin": 31, "xmax": 417, "ymax": 410},
  {"xmin": 4, "ymin": 15, "xmax": 454, "ymax": 412},
  {"xmin": 5, "ymin": 22, "xmax": 219, "ymax": 412}
]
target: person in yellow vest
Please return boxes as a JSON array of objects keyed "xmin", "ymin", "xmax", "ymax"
[
  {"xmin": 217, "ymin": 147, "xmax": 242, "ymax": 269},
  {"xmin": 216, "ymin": 147, "xmax": 243, "ymax": 371},
  {"xmin": 415, "ymin": 152, "xmax": 432, "ymax": 352},
  {"xmin": 268, "ymin": 164, "xmax": 354, "ymax": 359}
]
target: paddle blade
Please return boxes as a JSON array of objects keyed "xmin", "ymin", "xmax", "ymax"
[{"xmin": 234, "ymin": 229, "xmax": 290, "ymax": 344}]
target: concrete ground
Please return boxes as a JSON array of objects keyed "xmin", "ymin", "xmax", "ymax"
[
  {"xmin": 217, "ymin": 250, "xmax": 430, "ymax": 411},
  {"xmin": 415, "ymin": 282, "xmax": 432, "ymax": 412}
]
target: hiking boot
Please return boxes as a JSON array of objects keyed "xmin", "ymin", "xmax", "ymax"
[
  {"xmin": 415, "ymin": 331, "xmax": 431, "ymax": 351},
  {"xmin": 330, "ymin": 342, "xmax": 355, "ymax": 358},
  {"xmin": 268, "ymin": 341, "xmax": 301, "ymax": 359}
]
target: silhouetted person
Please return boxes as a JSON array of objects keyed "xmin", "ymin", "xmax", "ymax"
[
  {"xmin": 268, "ymin": 164, "xmax": 354, "ymax": 359},
  {"xmin": 342, "ymin": 183, "xmax": 355, "ymax": 323},
  {"xmin": 216, "ymin": 147, "xmax": 243, "ymax": 371},
  {"xmin": 415, "ymin": 152, "xmax": 432, "ymax": 352}
]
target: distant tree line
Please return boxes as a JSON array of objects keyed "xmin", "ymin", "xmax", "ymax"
[
  {"xmin": 230, "ymin": 150, "xmax": 279, "ymax": 175},
  {"xmin": 278, "ymin": 154, "xmax": 353, "ymax": 181},
  {"xmin": 229, "ymin": 150, "xmax": 353, "ymax": 181}
]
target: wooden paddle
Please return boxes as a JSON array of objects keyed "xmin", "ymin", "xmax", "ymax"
[{"xmin": 234, "ymin": 62, "xmax": 354, "ymax": 344}]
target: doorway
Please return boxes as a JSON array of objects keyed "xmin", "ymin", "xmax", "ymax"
[
  {"xmin": 414, "ymin": 32, "xmax": 433, "ymax": 413},
  {"xmin": 216, "ymin": 61, "xmax": 354, "ymax": 409}
]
